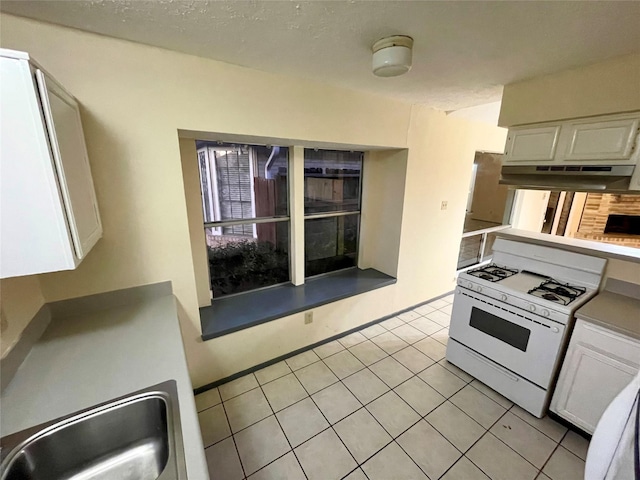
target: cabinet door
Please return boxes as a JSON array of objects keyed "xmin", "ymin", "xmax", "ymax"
[
  {"xmin": 552, "ymin": 320, "xmax": 640, "ymax": 434},
  {"xmin": 503, "ymin": 126, "xmax": 561, "ymax": 163},
  {"xmin": 553, "ymin": 343, "xmax": 636, "ymax": 433},
  {"xmin": 560, "ymin": 117, "xmax": 639, "ymax": 161},
  {"xmin": 0, "ymin": 55, "xmax": 75, "ymax": 278},
  {"xmin": 35, "ymin": 69, "xmax": 102, "ymax": 260}
]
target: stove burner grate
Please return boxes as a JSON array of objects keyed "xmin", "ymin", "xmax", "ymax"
[
  {"xmin": 528, "ymin": 280, "xmax": 586, "ymax": 306},
  {"xmin": 467, "ymin": 263, "xmax": 518, "ymax": 283}
]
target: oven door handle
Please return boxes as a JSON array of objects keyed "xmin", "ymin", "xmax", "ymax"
[{"xmin": 464, "ymin": 348, "xmax": 520, "ymax": 382}]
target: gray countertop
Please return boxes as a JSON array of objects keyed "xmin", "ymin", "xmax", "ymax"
[
  {"xmin": 0, "ymin": 294, "xmax": 208, "ymax": 479},
  {"xmin": 576, "ymin": 280, "xmax": 640, "ymax": 340}
]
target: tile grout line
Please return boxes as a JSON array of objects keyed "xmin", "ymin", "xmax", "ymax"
[
  {"xmin": 293, "ymin": 362, "xmax": 364, "ymax": 479},
  {"xmin": 207, "ymin": 364, "xmax": 564, "ymax": 476},
  {"xmin": 253, "ymin": 378, "xmax": 310, "ymax": 480},
  {"xmin": 220, "ymin": 393, "xmax": 249, "ymax": 480},
  {"xmin": 537, "ymin": 429, "xmax": 586, "ymax": 477},
  {"xmin": 489, "ymin": 425, "xmax": 554, "ymax": 474},
  {"xmin": 197, "ymin": 298, "xmax": 451, "ymax": 395},
  {"xmin": 211, "ymin": 294, "xmax": 577, "ymax": 479},
  {"xmin": 462, "ymin": 403, "xmax": 574, "ymax": 480},
  {"xmin": 199, "ymin": 300, "xmax": 457, "ymax": 476},
  {"xmin": 537, "ymin": 440, "xmax": 562, "ymax": 480},
  {"xmin": 198, "ymin": 302, "xmax": 458, "ymax": 478},
  {"xmin": 457, "ymin": 404, "xmax": 519, "ymax": 480},
  {"xmin": 509, "ymin": 407, "xmax": 571, "ymax": 444},
  {"xmin": 200, "ymin": 325, "xmax": 457, "ymax": 449},
  {"xmin": 383, "ymin": 378, "xmax": 477, "ymax": 477},
  {"xmin": 211, "ymin": 300, "xmax": 450, "ymax": 393},
  {"xmin": 206, "ymin": 331, "xmax": 460, "ymax": 447},
  {"xmin": 296, "ymin": 347, "xmax": 452, "ymax": 474},
  {"xmin": 421, "ymin": 395, "xmax": 487, "ymax": 455}
]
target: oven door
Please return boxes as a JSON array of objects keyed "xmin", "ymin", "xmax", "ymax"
[{"xmin": 449, "ymin": 289, "xmax": 566, "ymax": 387}]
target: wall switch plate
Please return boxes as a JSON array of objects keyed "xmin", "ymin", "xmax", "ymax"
[
  {"xmin": 304, "ymin": 311, "xmax": 313, "ymax": 324},
  {"xmin": 441, "ymin": 201, "xmax": 448, "ymax": 210}
]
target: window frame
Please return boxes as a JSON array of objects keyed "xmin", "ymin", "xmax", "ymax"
[
  {"xmin": 196, "ymin": 142, "xmax": 367, "ymax": 300},
  {"xmin": 302, "ymin": 149, "xmax": 364, "ymax": 279},
  {"xmin": 197, "ymin": 142, "xmax": 292, "ymax": 299}
]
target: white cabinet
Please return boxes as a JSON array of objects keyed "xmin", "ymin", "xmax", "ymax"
[
  {"xmin": 551, "ymin": 319, "xmax": 640, "ymax": 434},
  {"xmin": 561, "ymin": 117, "xmax": 639, "ymax": 161},
  {"xmin": 504, "ymin": 125, "xmax": 561, "ymax": 162},
  {"xmin": 0, "ymin": 49, "xmax": 101, "ymax": 278},
  {"xmin": 503, "ymin": 112, "xmax": 640, "ymax": 166}
]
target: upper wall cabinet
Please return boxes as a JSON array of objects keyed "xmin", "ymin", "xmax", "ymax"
[
  {"xmin": 504, "ymin": 125, "xmax": 561, "ymax": 162},
  {"xmin": 561, "ymin": 117, "xmax": 639, "ymax": 161},
  {"xmin": 0, "ymin": 49, "xmax": 102, "ymax": 279},
  {"xmin": 503, "ymin": 112, "xmax": 640, "ymax": 166}
]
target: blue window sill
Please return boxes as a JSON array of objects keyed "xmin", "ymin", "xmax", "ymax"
[{"xmin": 199, "ymin": 268, "xmax": 396, "ymax": 341}]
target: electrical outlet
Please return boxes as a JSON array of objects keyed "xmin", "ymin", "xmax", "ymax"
[
  {"xmin": 304, "ymin": 311, "xmax": 313, "ymax": 324},
  {"xmin": 441, "ymin": 200, "xmax": 448, "ymax": 210}
]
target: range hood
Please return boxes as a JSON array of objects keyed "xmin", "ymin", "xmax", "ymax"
[
  {"xmin": 499, "ymin": 111, "xmax": 640, "ymax": 193},
  {"xmin": 500, "ymin": 164, "xmax": 637, "ymax": 193}
]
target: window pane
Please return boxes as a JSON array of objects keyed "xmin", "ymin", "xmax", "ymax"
[
  {"xmin": 304, "ymin": 149, "xmax": 362, "ymax": 214},
  {"xmin": 206, "ymin": 221, "xmax": 289, "ymax": 297},
  {"xmin": 196, "ymin": 141, "xmax": 288, "ymax": 223},
  {"xmin": 305, "ymin": 214, "xmax": 359, "ymax": 277},
  {"xmin": 456, "ymin": 232, "xmax": 500, "ymax": 270}
]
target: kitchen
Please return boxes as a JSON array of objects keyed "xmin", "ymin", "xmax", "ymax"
[{"xmin": 1, "ymin": 2, "xmax": 640, "ymax": 480}]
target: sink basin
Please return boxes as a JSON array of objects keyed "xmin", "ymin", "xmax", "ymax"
[{"xmin": 0, "ymin": 380, "xmax": 186, "ymax": 480}]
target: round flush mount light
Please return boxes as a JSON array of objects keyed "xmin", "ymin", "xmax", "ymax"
[{"xmin": 372, "ymin": 35, "xmax": 414, "ymax": 77}]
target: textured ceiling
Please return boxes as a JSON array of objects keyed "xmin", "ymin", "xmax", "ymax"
[{"xmin": 2, "ymin": 0, "xmax": 640, "ymax": 111}]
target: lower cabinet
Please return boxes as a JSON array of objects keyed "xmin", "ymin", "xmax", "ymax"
[{"xmin": 551, "ymin": 319, "xmax": 640, "ymax": 434}]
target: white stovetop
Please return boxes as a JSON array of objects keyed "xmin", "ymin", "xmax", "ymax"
[{"xmin": 460, "ymin": 266, "xmax": 598, "ymax": 315}]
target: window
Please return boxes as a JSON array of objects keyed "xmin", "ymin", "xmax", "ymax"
[
  {"xmin": 304, "ymin": 149, "xmax": 363, "ymax": 277},
  {"xmin": 197, "ymin": 142, "xmax": 289, "ymax": 297},
  {"xmin": 196, "ymin": 143, "xmax": 365, "ymax": 299}
]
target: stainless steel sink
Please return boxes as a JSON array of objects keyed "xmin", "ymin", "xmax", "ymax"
[{"xmin": 0, "ymin": 380, "xmax": 187, "ymax": 480}]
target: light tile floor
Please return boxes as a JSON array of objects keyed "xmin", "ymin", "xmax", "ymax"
[{"xmin": 197, "ymin": 295, "xmax": 589, "ymax": 480}]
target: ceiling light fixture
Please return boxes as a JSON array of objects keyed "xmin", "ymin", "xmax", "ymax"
[{"xmin": 372, "ymin": 35, "xmax": 414, "ymax": 77}]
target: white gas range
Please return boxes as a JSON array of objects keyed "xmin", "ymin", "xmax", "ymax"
[{"xmin": 446, "ymin": 238, "xmax": 607, "ymax": 418}]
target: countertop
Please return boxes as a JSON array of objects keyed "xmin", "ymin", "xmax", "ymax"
[
  {"xmin": 496, "ymin": 228, "xmax": 640, "ymax": 264},
  {"xmin": 0, "ymin": 293, "xmax": 208, "ymax": 479},
  {"xmin": 576, "ymin": 279, "xmax": 640, "ymax": 341}
]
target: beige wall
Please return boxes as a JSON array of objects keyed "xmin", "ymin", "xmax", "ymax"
[
  {"xmin": 396, "ymin": 106, "xmax": 508, "ymax": 306},
  {"xmin": 0, "ymin": 276, "xmax": 45, "ymax": 358},
  {"xmin": 511, "ymin": 190, "xmax": 549, "ymax": 232},
  {"xmin": 358, "ymin": 149, "xmax": 408, "ymax": 277},
  {"xmin": 499, "ymin": 53, "xmax": 640, "ymax": 126},
  {"xmin": 470, "ymin": 152, "xmax": 509, "ymax": 224},
  {"xmin": 1, "ymin": 14, "xmax": 508, "ymax": 388}
]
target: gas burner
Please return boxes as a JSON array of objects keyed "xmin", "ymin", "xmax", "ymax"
[
  {"xmin": 528, "ymin": 280, "xmax": 586, "ymax": 306},
  {"xmin": 467, "ymin": 263, "xmax": 518, "ymax": 283}
]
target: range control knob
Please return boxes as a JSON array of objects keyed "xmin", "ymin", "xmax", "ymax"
[
  {"xmin": 529, "ymin": 304, "xmax": 536, "ymax": 312},
  {"xmin": 542, "ymin": 309, "xmax": 550, "ymax": 317},
  {"xmin": 457, "ymin": 289, "xmax": 461, "ymax": 294},
  {"xmin": 476, "ymin": 286, "xmax": 483, "ymax": 293},
  {"xmin": 467, "ymin": 282, "xmax": 473, "ymax": 289},
  {"xmin": 500, "ymin": 294, "xmax": 507, "ymax": 301},
  {"xmin": 551, "ymin": 327, "xmax": 560, "ymax": 333}
]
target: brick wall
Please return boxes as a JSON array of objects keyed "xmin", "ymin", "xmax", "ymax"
[{"xmin": 575, "ymin": 194, "xmax": 640, "ymax": 248}]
